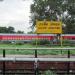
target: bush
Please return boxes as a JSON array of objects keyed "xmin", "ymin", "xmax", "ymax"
[
  {"xmin": 15, "ymin": 42, "xmax": 24, "ymax": 45},
  {"xmin": 1, "ymin": 41, "xmax": 11, "ymax": 44},
  {"xmin": 31, "ymin": 39, "xmax": 50, "ymax": 45},
  {"xmin": 62, "ymin": 40, "xmax": 70, "ymax": 44},
  {"xmin": 43, "ymin": 70, "xmax": 57, "ymax": 75},
  {"xmin": 62, "ymin": 39, "xmax": 75, "ymax": 46}
]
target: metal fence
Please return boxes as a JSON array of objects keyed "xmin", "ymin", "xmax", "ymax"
[{"xmin": 0, "ymin": 48, "xmax": 75, "ymax": 75}]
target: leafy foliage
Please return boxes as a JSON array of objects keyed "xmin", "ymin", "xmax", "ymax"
[
  {"xmin": 31, "ymin": 39, "xmax": 50, "ymax": 45},
  {"xmin": 0, "ymin": 26, "xmax": 24, "ymax": 33},
  {"xmin": 43, "ymin": 70, "xmax": 57, "ymax": 75},
  {"xmin": 17, "ymin": 30, "xmax": 24, "ymax": 34},
  {"xmin": 30, "ymin": 0, "xmax": 75, "ymax": 33}
]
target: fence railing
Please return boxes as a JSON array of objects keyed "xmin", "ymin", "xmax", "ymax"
[{"xmin": 0, "ymin": 47, "xmax": 75, "ymax": 75}]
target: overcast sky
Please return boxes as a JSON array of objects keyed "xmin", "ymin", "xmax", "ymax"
[{"xmin": 0, "ymin": 0, "xmax": 33, "ymax": 33}]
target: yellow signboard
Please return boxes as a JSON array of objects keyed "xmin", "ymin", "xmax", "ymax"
[{"xmin": 36, "ymin": 21, "xmax": 62, "ymax": 34}]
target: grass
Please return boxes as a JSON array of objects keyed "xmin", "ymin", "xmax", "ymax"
[{"xmin": 0, "ymin": 43, "xmax": 75, "ymax": 55}]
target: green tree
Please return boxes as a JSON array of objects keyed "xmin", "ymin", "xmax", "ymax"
[
  {"xmin": 30, "ymin": 0, "xmax": 75, "ymax": 34},
  {"xmin": 0, "ymin": 26, "xmax": 25, "ymax": 33},
  {"xmin": 0, "ymin": 27, "xmax": 7, "ymax": 33},
  {"xmin": 0, "ymin": 26, "xmax": 15, "ymax": 33},
  {"xmin": 7, "ymin": 26, "xmax": 15, "ymax": 33},
  {"xmin": 17, "ymin": 30, "xmax": 24, "ymax": 34}
]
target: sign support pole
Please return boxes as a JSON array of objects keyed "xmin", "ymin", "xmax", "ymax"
[
  {"xmin": 35, "ymin": 20, "xmax": 38, "ymax": 58},
  {"xmin": 60, "ymin": 34, "xmax": 63, "ymax": 54},
  {"xmin": 61, "ymin": 34, "xmax": 63, "ymax": 47}
]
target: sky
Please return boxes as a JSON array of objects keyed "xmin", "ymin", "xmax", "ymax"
[{"xmin": 0, "ymin": 0, "xmax": 33, "ymax": 33}]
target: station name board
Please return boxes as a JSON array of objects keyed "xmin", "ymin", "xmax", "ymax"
[{"xmin": 36, "ymin": 21, "xmax": 62, "ymax": 34}]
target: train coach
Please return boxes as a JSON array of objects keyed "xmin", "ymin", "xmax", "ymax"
[
  {"xmin": 0, "ymin": 34, "xmax": 75, "ymax": 42},
  {"xmin": 0, "ymin": 34, "xmax": 54, "ymax": 42}
]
